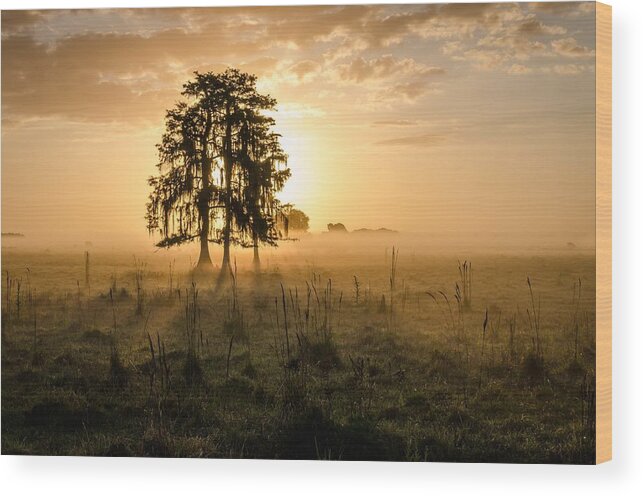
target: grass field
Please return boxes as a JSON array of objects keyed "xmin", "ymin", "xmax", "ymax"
[{"xmin": 1, "ymin": 238, "xmax": 596, "ymax": 462}]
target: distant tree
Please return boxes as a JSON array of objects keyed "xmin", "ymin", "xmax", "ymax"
[
  {"xmin": 287, "ymin": 208, "xmax": 310, "ymax": 233},
  {"xmin": 327, "ymin": 223, "xmax": 348, "ymax": 233},
  {"xmin": 146, "ymin": 69, "xmax": 290, "ymax": 281}
]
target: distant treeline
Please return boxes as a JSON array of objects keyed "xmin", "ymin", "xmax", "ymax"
[
  {"xmin": 326, "ymin": 223, "xmax": 397, "ymax": 235},
  {"xmin": 352, "ymin": 228, "xmax": 398, "ymax": 235}
]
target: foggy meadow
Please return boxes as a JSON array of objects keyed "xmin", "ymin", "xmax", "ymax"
[{"xmin": 1, "ymin": 234, "xmax": 596, "ymax": 462}]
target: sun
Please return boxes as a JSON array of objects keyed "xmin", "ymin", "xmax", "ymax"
[{"xmin": 273, "ymin": 124, "xmax": 317, "ymax": 209}]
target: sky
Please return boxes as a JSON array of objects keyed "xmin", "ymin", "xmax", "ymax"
[{"xmin": 1, "ymin": 2, "xmax": 597, "ymax": 251}]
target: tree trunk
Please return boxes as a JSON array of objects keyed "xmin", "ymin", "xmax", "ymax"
[
  {"xmin": 217, "ymin": 103, "xmax": 234, "ymax": 286},
  {"xmin": 195, "ymin": 213, "xmax": 213, "ymax": 272},
  {"xmin": 217, "ymin": 201, "xmax": 234, "ymax": 284},
  {"xmin": 217, "ymin": 237, "xmax": 233, "ymax": 287},
  {"xmin": 196, "ymin": 109, "xmax": 214, "ymax": 274},
  {"xmin": 221, "ymin": 233, "xmax": 231, "ymax": 269},
  {"xmin": 253, "ymin": 233, "xmax": 260, "ymax": 273},
  {"xmin": 221, "ymin": 203, "xmax": 232, "ymax": 272}
]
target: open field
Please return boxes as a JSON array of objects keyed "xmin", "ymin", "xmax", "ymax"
[{"xmin": 1, "ymin": 239, "xmax": 596, "ymax": 462}]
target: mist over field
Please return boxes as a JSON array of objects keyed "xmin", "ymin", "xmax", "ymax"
[{"xmin": 1, "ymin": 235, "xmax": 597, "ymax": 462}]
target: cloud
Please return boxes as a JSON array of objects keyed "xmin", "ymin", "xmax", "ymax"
[
  {"xmin": 372, "ymin": 119, "xmax": 418, "ymax": 127},
  {"xmin": 551, "ymin": 37, "xmax": 595, "ymax": 58},
  {"xmin": 476, "ymin": 35, "xmax": 547, "ymax": 60},
  {"xmin": 0, "ymin": 19, "xmax": 275, "ymax": 123},
  {"xmin": 337, "ymin": 55, "xmax": 444, "ymax": 83},
  {"xmin": 528, "ymin": 2, "xmax": 595, "ymax": 16},
  {"xmin": 272, "ymin": 102, "xmax": 326, "ymax": 119},
  {"xmin": 1, "ymin": 4, "xmax": 597, "ymax": 124},
  {"xmin": 2, "ymin": 6, "xmax": 378, "ymax": 122},
  {"xmin": 239, "ymin": 57, "xmax": 281, "ymax": 77},
  {"xmin": 260, "ymin": 5, "xmax": 375, "ymax": 49},
  {"xmin": 380, "ymin": 81, "xmax": 441, "ymax": 104},
  {"xmin": 507, "ymin": 64, "xmax": 533, "ymax": 75},
  {"xmin": 550, "ymin": 64, "xmax": 592, "ymax": 75},
  {"xmin": 0, "ymin": 10, "xmax": 46, "ymax": 35},
  {"xmin": 323, "ymin": 38, "xmax": 368, "ymax": 62},
  {"xmin": 474, "ymin": 14, "xmax": 565, "ymax": 62},
  {"xmin": 463, "ymin": 49, "xmax": 508, "ymax": 70},
  {"xmin": 506, "ymin": 62, "xmax": 592, "ymax": 77},
  {"xmin": 438, "ymin": 5, "xmax": 591, "ymax": 73},
  {"xmin": 439, "ymin": 2, "xmax": 495, "ymax": 20},
  {"xmin": 441, "ymin": 41, "xmax": 463, "ymax": 56},
  {"xmin": 2, "ymin": 8, "xmax": 206, "ymax": 45},
  {"xmin": 1, "ymin": 35, "xmax": 181, "ymax": 123},
  {"xmin": 353, "ymin": 3, "xmax": 503, "ymax": 48},
  {"xmin": 375, "ymin": 133, "xmax": 444, "ymax": 147},
  {"xmin": 289, "ymin": 60, "xmax": 321, "ymax": 81},
  {"xmin": 515, "ymin": 19, "xmax": 567, "ymax": 36}
]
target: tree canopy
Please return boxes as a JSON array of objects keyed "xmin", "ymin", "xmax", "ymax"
[{"xmin": 286, "ymin": 208, "xmax": 310, "ymax": 233}]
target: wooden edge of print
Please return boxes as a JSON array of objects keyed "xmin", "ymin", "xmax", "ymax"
[{"xmin": 595, "ymin": 1, "xmax": 612, "ymax": 465}]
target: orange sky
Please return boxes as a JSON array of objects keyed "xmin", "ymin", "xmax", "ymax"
[{"xmin": 1, "ymin": 3, "xmax": 597, "ymax": 251}]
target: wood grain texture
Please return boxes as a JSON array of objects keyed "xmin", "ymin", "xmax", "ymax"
[{"xmin": 595, "ymin": 1, "xmax": 612, "ymax": 465}]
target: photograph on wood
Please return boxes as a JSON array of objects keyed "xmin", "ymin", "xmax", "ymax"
[{"xmin": 0, "ymin": 2, "xmax": 611, "ymax": 463}]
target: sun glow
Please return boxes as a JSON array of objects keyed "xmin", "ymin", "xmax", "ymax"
[{"xmin": 273, "ymin": 123, "xmax": 318, "ymax": 210}]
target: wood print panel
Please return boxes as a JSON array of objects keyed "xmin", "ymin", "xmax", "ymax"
[{"xmin": 1, "ymin": 2, "xmax": 610, "ymax": 464}]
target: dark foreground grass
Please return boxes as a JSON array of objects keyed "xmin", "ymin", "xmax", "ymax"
[{"xmin": 1, "ymin": 251, "xmax": 596, "ymax": 463}]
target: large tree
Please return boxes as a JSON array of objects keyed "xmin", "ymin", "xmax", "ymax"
[{"xmin": 146, "ymin": 69, "xmax": 290, "ymax": 281}]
